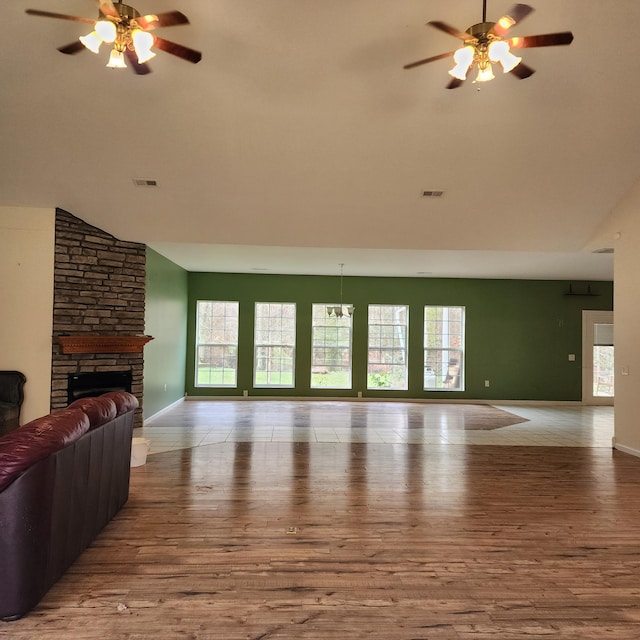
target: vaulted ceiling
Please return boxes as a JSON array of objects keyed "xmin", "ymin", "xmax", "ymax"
[{"xmin": 4, "ymin": 0, "xmax": 638, "ymax": 279}]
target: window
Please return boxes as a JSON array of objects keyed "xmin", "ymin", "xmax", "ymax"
[
  {"xmin": 424, "ymin": 306, "xmax": 465, "ymax": 391},
  {"xmin": 254, "ymin": 303, "xmax": 296, "ymax": 387},
  {"xmin": 311, "ymin": 304, "xmax": 352, "ymax": 389},
  {"xmin": 195, "ymin": 301, "xmax": 239, "ymax": 387},
  {"xmin": 367, "ymin": 304, "xmax": 408, "ymax": 390}
]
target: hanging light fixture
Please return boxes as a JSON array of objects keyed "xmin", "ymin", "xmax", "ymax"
[
  {"xmin": 403, "ymin": 1, "xmax": 577, "ymax": 89},
  {"xmin": 327, "ymin": 264, "xmax": 354, "ymax": 318},
  {"xmin": 445, "ymin": 0, "xmax": 524, "ymax": 84},
  {"xmin": 26, "ymin": 3, "xmax": 203, "ymax": 74},
  {"xmin": 77, "ymin": 3, "xmax": 157, "ymax": 70}
]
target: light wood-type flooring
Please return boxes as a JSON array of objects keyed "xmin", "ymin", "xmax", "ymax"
[{"xmin": 4, "ymin": 401, "xmax": 640, "ymax": 640}]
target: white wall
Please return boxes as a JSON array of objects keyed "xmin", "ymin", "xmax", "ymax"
[
  {"xmin": 589, "ymin": 177, "xmax": 640, "ymax": 453},
  {"xmin": 0, "ymin": 207, "xmax": 55, "ymax": 423}
]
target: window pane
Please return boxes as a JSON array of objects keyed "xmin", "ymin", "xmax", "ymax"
[
  {"xmin": 424, "ymin": 306, "xmax": 465, "ymax": 391},
  {"xmin": 367, "ymin": 304, "xmax": 408, "ymax": 390},
  {"xmin": 311, "ymin": 304, "xmax": 353, "ymax": 389},
  {"xmin": 254, "ymin": 302, "xmax": 296, "ymax": 388},
  {"xmin": 196, "ymin": 301, "xmax": 239, "ymax": 387}
]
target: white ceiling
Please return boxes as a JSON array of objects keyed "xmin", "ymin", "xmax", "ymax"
[{"xmin": 4, "ymin": 0, "xmax": 636, "ymax": 280}]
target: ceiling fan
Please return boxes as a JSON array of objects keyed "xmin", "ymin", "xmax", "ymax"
[
  {"xmin": 403, "ymin": 2, "xmax": 573, "ymax": 88},
  {"xmin": 25, "ymin": 0, "xmax": 202, "ymax": 74}
]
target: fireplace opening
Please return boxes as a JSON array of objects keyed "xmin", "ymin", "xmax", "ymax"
[{"xmin": 67, "ymin": 371, "xmax": 132, "ymax": 404}]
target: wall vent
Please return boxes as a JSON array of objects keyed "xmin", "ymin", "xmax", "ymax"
[
  {"xmin": 133, "ymin": 178, "xmax": 158, "ymax": 187},
  {"xmin": 421, "ymin": 190, "xmax": 444, "ymax": 198}
]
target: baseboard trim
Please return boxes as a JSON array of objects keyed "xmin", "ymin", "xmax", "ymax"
[
  {"xmin": 143, "ymin": 397, "xmax": 185, "ymax": 425},
  {"xmin": 185, "ymin": 395, "xmax": 583, "ymax": 407},
  {"xmin": 614, "ymin": 442, "xmax": 640, "ymax": 458}
]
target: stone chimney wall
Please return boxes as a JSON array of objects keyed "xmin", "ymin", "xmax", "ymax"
[{"xmin": 51, "ymin": 209, "xmax": 146, "ymax": 427}]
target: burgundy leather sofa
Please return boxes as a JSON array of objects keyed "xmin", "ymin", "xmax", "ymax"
[{"xmin": 0, "ymin": 391, "xmax": 138, "ymax": 621}]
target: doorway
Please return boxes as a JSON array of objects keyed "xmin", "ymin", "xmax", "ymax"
[{"xmin": 582, "ymin": 310, "xmax": 614, "ymax": 405}]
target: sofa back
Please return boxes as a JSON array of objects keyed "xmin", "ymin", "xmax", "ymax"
[{"xmin": 0, "ymin": 392, "xmax": 138, "ymax": 621}]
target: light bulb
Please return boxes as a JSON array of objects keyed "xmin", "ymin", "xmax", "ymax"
[
  {"xmin": 106, "ymin": 49, "xmax": 127, "ymax": 69},
  {"xmin": 475, "ymin": 64, "xmax": 495, "ymax": 83},
  {"xmin": 496, "ymin": 16, "xmax": 516, "ymax": 32},
  {"xmin": 79, "ymin": 31, "xmax": 102, "ymax": 54},
  {"xmin": 132, "ymin": 29, "xmax": 156, "ymax": 63},
  {"xmin": 488, "ymin": 40, "xmax": 522, "ymax": 73},
  {"xmin": 448, "ymin": 45, "xmax": 475, "ymax": 81},
  {"xmin": 95, "ymin": 20, "xmax": 116, "ymax": 43}
]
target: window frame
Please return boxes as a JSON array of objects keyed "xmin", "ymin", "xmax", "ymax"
[
  {"xmin": 195, "ymin": 300, "xmax": 240, "ymax": 388},
  {"xmin": 366, "ymin": 304, "xmax": 409, "ymax": 390},
  {"xmin": 310, "ymin": 303, "xmax": 353, "ymax": 389},
  {"xmin": 253, "ymin": 302, "xmax": 297, "ymax": 388},
  {"xmin": 423, "ymin": 305, "xmax": 465, "ymax": 391}
]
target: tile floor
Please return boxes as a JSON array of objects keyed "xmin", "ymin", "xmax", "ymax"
[{"xmin": 134, "ymin": 400, "xmax": 615, "ymax": 455}]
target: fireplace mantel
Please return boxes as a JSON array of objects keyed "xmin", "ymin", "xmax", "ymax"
[{"xmin": 55, "ymin": 335, "xmax": 154, "ymax": 354}]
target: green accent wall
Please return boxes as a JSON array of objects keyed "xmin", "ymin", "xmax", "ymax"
[
  {"xmin": 144, "ymin": 248, "xmax": 188, "ymax": 418},
  {"xmin": 186, "ymin": 272, "xmax": 613, "ymax": 401}
]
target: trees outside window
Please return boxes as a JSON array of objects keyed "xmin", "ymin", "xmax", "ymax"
[
  {"xmin": 424, "ymin": 306, "xmax": 465, "ymax": 391},
  {"xmin": 196, "ymin": 301, "xmax": 239, "ymax": 387},
  {"xmin": 311, "ymin": 303, "xmax": 352, "ymax": 389},
  {"xmin": 254, "ymin": 302, "xmax": 296, "ymax": 387},
  {"xmin": 367, "ymin": 304, "xmax": 408, "ymax": 390}
]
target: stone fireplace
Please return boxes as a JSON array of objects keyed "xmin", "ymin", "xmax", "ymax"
[{"xmin": 51, "ymin": 209, "xmax": 147, "ymax": 427}]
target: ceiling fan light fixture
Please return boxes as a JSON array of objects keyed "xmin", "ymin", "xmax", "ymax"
[
  {"xmin": 496, "ymin": 15, "xmax": 516, "ymax": 32},
  {"xmin": 106, "ymin": 48, "xmax": 127, "ymax": 69},
  {"xmin": 132, "ymin": 29, "xmax": 156, "ymax": 63},
  {"xmin": 79, "ymin": 31, "xmax": 102, "ymax": 54},
  {"xmin": 448, "ymin": 45, "xmax": 475, "ymax": 80},
  {"xmin": 95, "ymin": 20, "xmax": 116, "ymax": 43},
  {"xmin": 488, "ymin": 39, "xmax": 522, "ymax": 73},
  {"xmin": 135, "ymin": 47, "xmax": 156, "ymax": 64},
  {"xmin": 474, "ymin": 63, "xmax": 495, "ymax": 83},
  {"xmin": 499, "ymin": 50, "xmax": 522, "ymax": 73}
]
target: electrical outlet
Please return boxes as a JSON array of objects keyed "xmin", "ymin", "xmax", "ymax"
[
  {"xmin": 484, "ymin": 380, "xmax": 490, "ymax": 388},
  {"xmin": 568, "ymin": 353, "xmax": 576, "ymax": 361}
]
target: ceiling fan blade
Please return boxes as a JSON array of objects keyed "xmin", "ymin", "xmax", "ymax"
[
  {"xmin": 58, "ymin": 40, "xmax": 86, "ymax": 55},
  {"xmin": 508, "ymin": 31, "xmax": 574, "ymax": 49},
  {"xmin": 510, "ymin": 62, "xmax": 535, "ymax": 79},
  {"xmin": 403, "ymin": 51, "xmax": 455, "ymax": 70},
  {"xmin": 446, "ymin": 78, "xmax": 464, "ymax": 89},
  {"xmin": 98, "ymin": 0, "xmax": 120, "ymax": 20},
  {"xmin": 489, "ymin": 4, "xmax": 534, "ymax": 38},
  {"xmin": 153, "ymin": 36, "xmax": 202, "ymax": 64},
  {"xmin": 125, "ymin": 48, "xmax": 152, "ymax": 75},
  {"xmin": 25, "ymin": 9, "xmax": 95, "ymax": 25},
  {"xmin": 428, "ymin": 21, "xmax": 473, "ymax": 42},
  {"xmin": 135, "ymin": 11, "xmax": 190, "ymax": 31}
]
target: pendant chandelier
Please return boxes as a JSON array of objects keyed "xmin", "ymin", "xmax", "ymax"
[{"xmin": 327, "ymin": 264, "xmax": 354, "ymax": 318}]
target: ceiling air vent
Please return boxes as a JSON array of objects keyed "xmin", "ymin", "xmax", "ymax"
[
  {"xmin": 592, "ymin": 248, "xmax": 614, "ymax": 254},
  {"xmin": 133, "ymin": 178, "xmax": 158, "ymax": 187},
  {"xmin": 421, "ymin": 190, "xmax": 444, "ymax": 198}
]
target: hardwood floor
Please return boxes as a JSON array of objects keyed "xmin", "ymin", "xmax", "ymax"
[{"xmin": 3, "ymin": 402, "xmax": 637, "ymax": 639}]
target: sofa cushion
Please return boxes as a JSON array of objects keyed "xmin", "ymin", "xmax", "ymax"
[
  {"xmin": 0, "ymin": 409, "xmax": 90, "ymax": 491},
  {"xmin": 68, "ymin": 396, "xmax": 117, "ymax": 428},
  {"xmin": 100, "ymin": 391, "xmax": 139, "ymax": 416}
]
